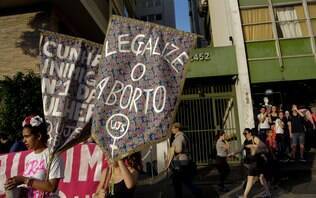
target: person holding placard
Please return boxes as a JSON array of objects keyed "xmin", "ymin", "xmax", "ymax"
[
  {"xmin": 4, "ymin": 115, "xmax": 64, "ymax": 198},
  {"xmin": 94, "ymin": 152, "xmax": 142, "ymax": 198}
]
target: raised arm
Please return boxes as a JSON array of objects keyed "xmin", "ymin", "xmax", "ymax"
[
  {"xmin": 95, "ymin": 168, "xmax": 108, "ymax": 196},
  {"xmin": 297, "ymin": 109, "xmax": 305, "ymax": 117},
  {"xmin": 118, "ymin": 160, "xmax": 138, "ymax": 189}
]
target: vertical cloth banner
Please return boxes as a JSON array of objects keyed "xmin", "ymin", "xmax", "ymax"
[
  {"xmin": 39, "ymin": 31, "xmax": 102, "ymax": 154},
  {"xmin": 92, "ymin": 15, "xmax": 197, "ymax": 159}
]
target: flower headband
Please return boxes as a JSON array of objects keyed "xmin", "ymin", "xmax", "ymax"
[{"xmin": 22, "ymin": 115, "xmax": 44, "ymax": 128}]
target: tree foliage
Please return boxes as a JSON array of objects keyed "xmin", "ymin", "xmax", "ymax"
[{"xmin": 0, "ymin": 72, "xmax": 43, "ymax": 140}]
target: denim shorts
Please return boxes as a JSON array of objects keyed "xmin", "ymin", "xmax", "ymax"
[{"xmin": 291, "ymin": 133, "xmax": 305, "ymax": 145}]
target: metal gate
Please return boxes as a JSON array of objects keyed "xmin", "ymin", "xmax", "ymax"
[{"xmin": 175, "ymin": 83, "xmax": 240, "ymax": 165}]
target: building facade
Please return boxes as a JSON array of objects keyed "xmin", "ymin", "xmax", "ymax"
[
  {"xmin": 238, "ymin": 0, "xmax": 316, "ymax": 109},
  {"xmin": 185, "ymin": 0, "xmax": 316, "ymax": 164},
  {"xmin": 134, "ymin": 0, "xmax": 176, "ymax": 27},
  {"xmin": 0, "ymin": 0, "xmax": 136, "ymax": 77}
]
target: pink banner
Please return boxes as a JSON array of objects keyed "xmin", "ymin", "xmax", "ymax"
[{"xmin": 0, "ymin": 143, "xmax": 107, "ymax": 198}]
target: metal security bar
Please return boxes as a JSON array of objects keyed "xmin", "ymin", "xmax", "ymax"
[{"xmin": 176, "ymin": 83, "xmax": 240, "ymax": 165}]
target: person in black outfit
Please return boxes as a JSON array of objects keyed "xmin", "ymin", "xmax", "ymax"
[
  {"xmin": 237, "ymin": 128, "xmax": 271, "ymax": 198},
  {"xmin": 290, "ymin": 104, "xmax": 306, "ymax": 161},
  {"xmin": 281, "ymin": 110, "xmax": 291, "ymax": 159},
  {"xmin": 269, "ymin": 106, "xmax": 279, "ymax": 124},
  {"xmin": 95, "ymin": 152, "xmax": 142, "ymax": 198}
]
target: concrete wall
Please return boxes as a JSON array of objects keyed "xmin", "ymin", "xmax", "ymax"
[
  {"xmin": 0, "ymin": 11, "xmax": 52, "ymax": 78},
  {"xmin": 208, "ymin": 0, "xmax": 233, "ymax": 47}
]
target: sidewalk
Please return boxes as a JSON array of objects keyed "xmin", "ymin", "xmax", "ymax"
[
  {"xmin": 135, "ymin": 150, "xmax": 316, "ymax": 198},
  {"xmin": 220, "ymin": 150, "xmax": 316, "ymax": 197}
]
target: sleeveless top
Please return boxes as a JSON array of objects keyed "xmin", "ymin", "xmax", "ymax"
[
  {"xmin": 243, "ymin": 138, "xmax": 257, "ymax": 164},
  {"xmin": 107, "ymin": 180, "xmax": 135, "ymax": 198},
  {"xmin": 271, "ymin": 114, "xmax": 278, "ymax": 123}
]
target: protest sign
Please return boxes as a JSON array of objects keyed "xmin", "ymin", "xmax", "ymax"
[
  {"xmin": 39, "ymin": 31, "xmax": 102, "ymax": 154},
  {"xmin": 0, "ymin": 144, "xmax": 107, "ymax": 198},
  {"xmin": 92, "ymin": 15, "xmax": 197, "ymax": 159}
]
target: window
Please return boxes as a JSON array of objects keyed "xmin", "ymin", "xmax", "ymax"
[
  {"xmin": 147, "ymin": 0, "xmax": 153, "ymax": 8},
  {"xmin": 145, "ymin": 1, "xmax": 149, "ymax": 8},
  {"xmin": 241, "ymin": 7, "xmax": 273, "ymax": 41},
  {"xmin": 274, "ymin": 5, "xmax": 308, "ymax": 38},
  {"xmin": 308, "ymin": 2, "xmax": 316, "ymax": 36},
  {"xmin": 155, "ymin": 0, "xmax": 161, "ymax": 6},
  {"xmin": 123, "ymin": 8, "xmax": 128, "ymax": 17},
  {"xmin": 156, "ymin": 14, "xmax": 162, "ymax": 20},
  {"xmin": 140, "ymin": 16, "xmax": 147, "ymax": 21},
  {"xmin": 148, "ymin": 14, "xmax": 155, "ymax": 21}
]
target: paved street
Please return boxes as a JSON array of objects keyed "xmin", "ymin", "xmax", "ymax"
[{"xmin": 135, "ymin": 150, "xmax": 316, "ymax": 198}]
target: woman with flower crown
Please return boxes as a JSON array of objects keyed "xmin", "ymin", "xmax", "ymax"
[{"xmin": 4, "ymin": 115, "xmax": 64, "ymax": 198}]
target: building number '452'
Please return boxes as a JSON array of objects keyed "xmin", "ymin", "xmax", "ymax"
[{"xmin": 190, "ymin": 52, "xmax": 210, "ymax": 62}]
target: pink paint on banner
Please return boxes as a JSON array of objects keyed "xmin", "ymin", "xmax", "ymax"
[{"xmin": 0, "ymin": 144, "xmax": 107, "ymax": 198}]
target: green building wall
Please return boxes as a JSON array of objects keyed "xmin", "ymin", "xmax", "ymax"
[
  {"xmin": 186, "ymin": 46, "xmax": 238, "ymax": 78},
  {"xmin": 247, "ymin": 38, "xmax": 316, "ymax": 83},
  {"xmin": 239, "ymin": 0, "xmax": 303, "ymax": 7}
]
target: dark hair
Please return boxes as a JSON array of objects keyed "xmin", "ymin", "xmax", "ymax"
[
  {"xmin": 219, "ymin": 130, "xmax": 225, "ymax": 136},
  {"xmin": 23, "ymin": 116, "xmax": 49, "ymax": 144},
  {"xmin": 0, "ymin": 132, "xmax": 8, "ymax": 140},
  {"xmin": 23, "ymin": 124, "xmax": 49, "ymax": 144},
  {"xmin": 124, "ymin": 152, "xmax": 143, "ymax": 172},
  {"xmin": 172, "ymin": 122, "xmax": 183, "ymax": 131},
  {"xmin": 243, "ymin": 128, "xmax": 253, "ymax": 135},
  {"xmin": 217, "ymin": 130, "xmax": 225, "ymax": 140}
]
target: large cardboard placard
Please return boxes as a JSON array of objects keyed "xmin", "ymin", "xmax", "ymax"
[{"xmin": 92, "ymin": 16, "xmax": 196, "ymax": 159}]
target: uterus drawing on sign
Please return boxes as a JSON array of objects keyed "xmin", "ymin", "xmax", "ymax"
[{"xmin": 105, "ymin": 113, "xmax": 130, "ymax": 158}]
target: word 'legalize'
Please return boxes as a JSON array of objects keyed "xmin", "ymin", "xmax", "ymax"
[{"xmin": 105, "ymin": 34, "xmax": 189, "ymax": 73}]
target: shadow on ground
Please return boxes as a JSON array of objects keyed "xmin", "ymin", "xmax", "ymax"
[{"xmin": 135, "ymin": 151, "xmax": 316, "ymax": 198}]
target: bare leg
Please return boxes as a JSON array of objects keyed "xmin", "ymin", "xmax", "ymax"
[
  {"xmin": 300, "ymin": 144, "xmax": 305, "ymax": 159},
  {"xmin": 291, "ymin": 144, "xmax": 296, "ymax": 159},
  {"xmin": 243, "ymin": 176, "xmax": 256, "ymax": 198},
  {"xmin": 259, "ymin": 174, "xmax": 271, "ymax": 196}
]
